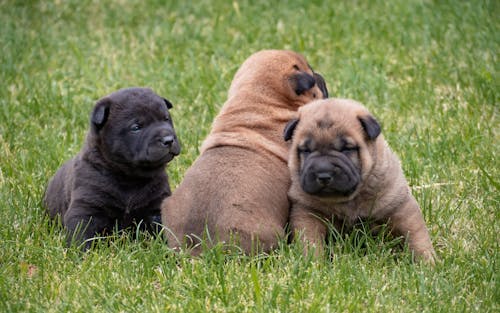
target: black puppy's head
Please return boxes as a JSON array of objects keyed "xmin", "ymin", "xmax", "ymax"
[
  {"xmin": 90, "ymin": 87, "xmax": 180, "ymax": 176},
  {"xmin": 284, "ymin": 99, "xmax": 381, "ymax": 201}
]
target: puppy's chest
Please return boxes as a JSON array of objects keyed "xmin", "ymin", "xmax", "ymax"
[
  {"xmin": 319, "ymin": 197, "xmax": 377, "ymax": 225},
  {"xmin": 107, "ymin": 181, "xmax": 168, "ymax": 215}
]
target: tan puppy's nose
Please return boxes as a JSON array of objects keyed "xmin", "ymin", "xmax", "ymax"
[{"xmin": 315, "ymin": 172, "xmax": 333, "ymax": 186}]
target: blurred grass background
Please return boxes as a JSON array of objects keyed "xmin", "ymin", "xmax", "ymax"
[{"xmin": 0, "ymin": 0, "xmax": 497, "ymax": 312}]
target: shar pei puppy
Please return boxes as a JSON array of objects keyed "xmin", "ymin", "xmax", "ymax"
[
  {"xmin": 284, "ymin": 99, "xmax": 436, "ymax": 263},
  {"xmin": 44, "ymin": 87, "xmax": 180, "ymax": 249},
  {"xmin": 162, "ymin": 50, "xmax": 328, "ymax": 255}
]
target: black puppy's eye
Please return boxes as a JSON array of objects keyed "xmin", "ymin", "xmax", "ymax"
[
  {"xmin": 130, "ymin": 123, "xmax": 142, "ymax": 132},
  {"xmin": 164, "ymin": 115, "xmax": 170, "ymax": 122}
]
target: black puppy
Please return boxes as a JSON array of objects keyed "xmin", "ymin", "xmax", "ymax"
[{"xmin": 44, "ymin": 87, "xmax": 181, "ymax": 249}]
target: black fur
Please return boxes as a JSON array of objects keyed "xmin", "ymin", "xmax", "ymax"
[{"xmin": 44, "ymin": 87, "xmax": 181, "ymax": 250}]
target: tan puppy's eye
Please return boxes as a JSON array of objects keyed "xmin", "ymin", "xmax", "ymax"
[
  {"xmin": 298, "ymin": 146, "xmax": 312, "ymax": 156},
  {"xmin": 340, "ymin": 145, "xmax": 358, "ymax": 153},
  {"xmin": 293, "ymin": 64, "xmax": 300, "ymax": 71}
]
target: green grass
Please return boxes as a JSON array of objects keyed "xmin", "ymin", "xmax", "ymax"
[{"xmin": 0, "ymin": 0, "xmax": 498, "ymax": 312}]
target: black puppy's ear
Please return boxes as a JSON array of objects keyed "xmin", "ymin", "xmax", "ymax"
[
  {"xmin": 358, "ymin": 114, "xmax": 381, "ymax": 140},
  {"xmin": 290, "ymin": 72, "xmax": 316, "ymax": 96},
  {"xmin": 313, "ymin": 73, "xmax": 328, "ymax": 98},
  {"xmin": 163, "ymin": 98, "xmax": 173, "ymax": 109},
  {"xmin": 91, "ymin": 97, "xmax": 111, "ymax": 131},
  {"xmin": 284, "ymin": 118, "xmax": 300, "ymax": 141}
]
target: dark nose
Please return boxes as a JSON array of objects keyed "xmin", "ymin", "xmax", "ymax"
[
  {"xmin": 316, "ymin": 172, "xmax": 333, "ymax": 186},
  {"xmin": 160, "ymin": 135, "xmax": 175, "ymax": 146}
]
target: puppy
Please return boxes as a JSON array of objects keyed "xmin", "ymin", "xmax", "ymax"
[
  {"xmin": 162, "ymin": 50, "xmax": 328, "ymax": 255},
  {"xmin": 284, "ymin": 99, "xmax": 435, "ymax": 263},
  {"xmin": 44, "ymin": 87, "xmax": 180, "ymax": 249}
]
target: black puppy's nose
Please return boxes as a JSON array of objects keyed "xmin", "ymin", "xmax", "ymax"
[
  {"xmin": 160, "ymin": 135, "xmax": 175, "ymax": 146},
  {"xmin": 316, "ymin": 172, "xmax": 333, "ymax": 186}
]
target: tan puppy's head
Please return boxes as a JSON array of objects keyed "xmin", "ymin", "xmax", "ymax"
[
  {"xmin": 228, "ymin": 50, "xmax": 328, "ymax": 103},
  {"xmin": 284, "ymin": 99, "xmax": 382, "ymax": 202}
]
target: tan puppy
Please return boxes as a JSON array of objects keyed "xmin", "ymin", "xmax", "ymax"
[
  {"xmin": 284, "ymin": 99, "xmax": 436, "ymax": 263},
  {"xmin": 162, "ymin": 50, "xmax": 328, "ymax": 255}
]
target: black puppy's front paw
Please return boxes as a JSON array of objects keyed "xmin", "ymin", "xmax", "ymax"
[
  {"xmin": 64, "ymin": 213, "xmax": 111, "ymax": 251},
  {"xmin": 144, "ymin": 214, "xmax": 163, "ymax": 236}
]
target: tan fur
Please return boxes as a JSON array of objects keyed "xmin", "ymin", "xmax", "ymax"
[
  {"xmin": 162, "ymin": 50, "xmax": 326, "ymax": 255},
  {"xmin": 288, "ymin": 99, "xmax": 436, "ymax": 263}
]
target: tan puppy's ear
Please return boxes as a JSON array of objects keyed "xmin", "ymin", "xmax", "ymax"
[
  {"xmin": 91, "ymin": 97, "xmax": 112, "ymax": 132},
  {"xmin": 284, "ymin": 118, "xmax": 300, "ymax": 141},
  {"xmin": 289, "ymin": 72, "xmax": 316, "ymax": 96},
  {"xmin": 313, "ymin": 73, "xmax": 328, "ymax": 98},
  {"xmin": 358, "ymin": 114, "xmax": 381, "ymax": 140}
]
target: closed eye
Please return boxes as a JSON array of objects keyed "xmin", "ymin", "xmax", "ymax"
[
  {"xmin": 341, "ymin": 145, "xmax": 358, "ymax": 153},
  {"xmin": 298, "ymin": 146, "xmax": 312, "ymax": 157}
]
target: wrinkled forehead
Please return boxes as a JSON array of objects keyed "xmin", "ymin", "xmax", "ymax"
[
  {"xmin": 113, "ymin": 89, "xmax": 160, "ymax": 105},
  {"xmin": 299, "ymin": 103, "xmax": 337, "ymax": 127},
  {"xmin": 110, "ymin": 95, "xmax": 168, "ymax": 120},
  {"xmin": 296, "ymin": 104, "xmax": 363, "ymax": 143}
]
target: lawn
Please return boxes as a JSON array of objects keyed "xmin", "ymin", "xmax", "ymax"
[{"xmin": 0, "ymin": 0, "xmax": 497, "ymax": 312}]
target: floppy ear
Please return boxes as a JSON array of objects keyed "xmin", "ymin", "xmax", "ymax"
[
  {"xmin": 289, "ymin": 72, "xmax": 316, "ymax": 96},
  {"xmin": 284, "ymin": 118, "xmax": 300, "ymax": 141},
  {"xmin": 91, "ymin": 97, "xmax": 112, "ymax": 131},
  {"xmin": 163, "ymin": 98, "xmax": 173, "ymax": 109},
  {"xmin": 358, "ymin": 114, "xmax": 381, "ymax": 140},
  {"xmin": 313, "ymin": 73, "xmax": 328, "ymax": 98}
]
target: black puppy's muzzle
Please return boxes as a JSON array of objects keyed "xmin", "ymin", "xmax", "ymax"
[
  {"xmin": 143, "ymin": 124, "xmax": 180, "ymax": 167},
  {"xmin": 160, "ymin": 135, "xmax": 175, "ymax": 147},
  {"xmin": 300, "ymin": 153, "xmax": 360, "ymax": 197},
  {"xmin": 155, "ymin": 131, "xmax": 180, "ymax": 156}
]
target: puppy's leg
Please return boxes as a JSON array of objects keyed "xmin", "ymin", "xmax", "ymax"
[
  {"xmin": 140, "ymin": 214, "xmax": 163, "ymax": 236},
  {"xmin": 389, "ymin": 197, "xmax": 436, "ymax": 264},
  {"xmin": 290, "ymin": 206, "xmax": 327, "ymax": 259},
  {"xmin": 64, "ymin": 210, "xmax": 111, "ymax": 250},
  {"xmin": 220, "ymin": 223, "xmax": 285, "ymax": 255},
  {"xmin": 161, "ymin": 195, "xmax": 198, "ymax": 252}
]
